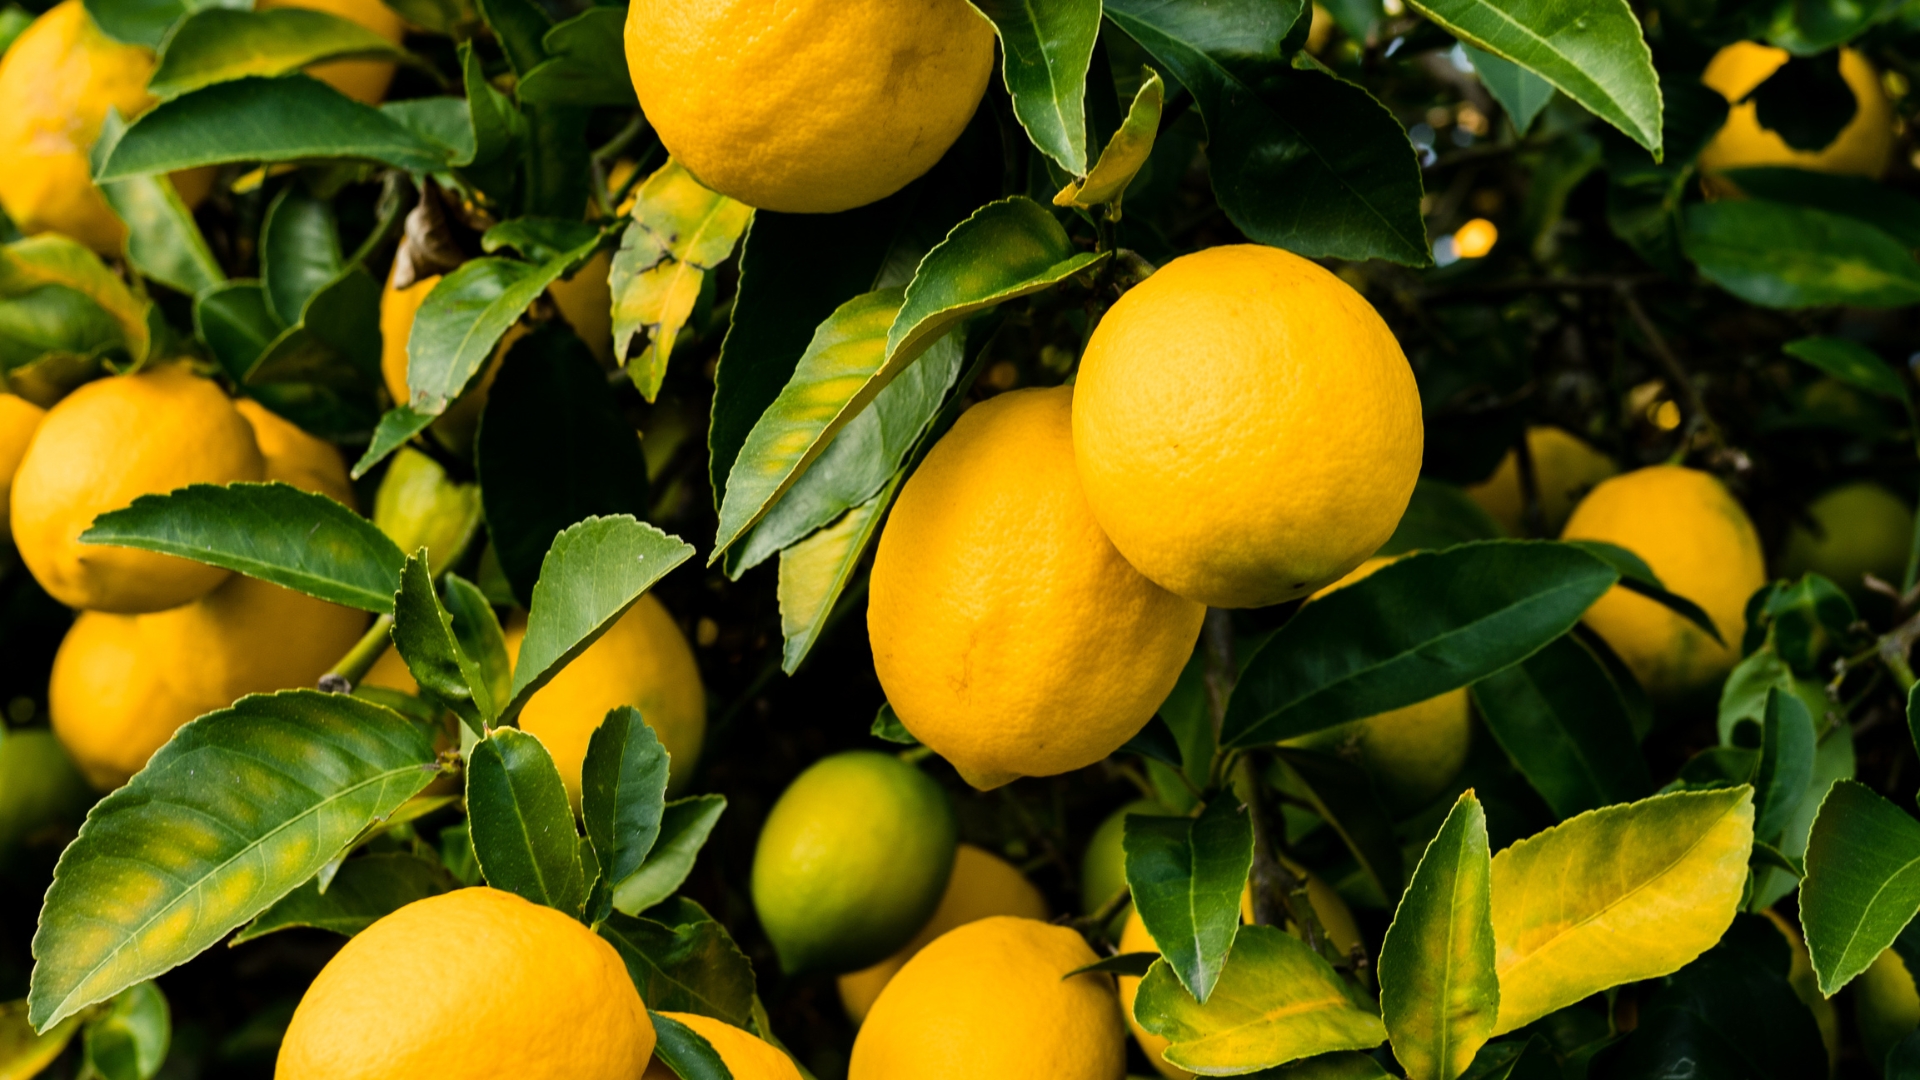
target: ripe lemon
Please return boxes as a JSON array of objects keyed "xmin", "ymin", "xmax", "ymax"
[
  {"xmin": 868, "ymin": 386, "xmax": 1205, "ymax": 789},
  {"xmin": 1081, "ymin": 800, "xmax": 1161, "ymax": 916},
  {"xmin": 623, "ymin": 0, "xmax": 995, "ymax": 213},
  {"xmin": 849, "ymin": 916, "xmax": 1128, "ymax": 1080},
  {"xmin": 0, "ymin": 393, "xmax": 46, "ymax": 543},
  {"xmin": 12, "ymin": 367, "xmax": 265, "ymax": 613},
  {"xmin": 1760, "ymin": 910, "xmax": 1838, "ymax": 1070},
  {"xmin": 1779, "ymin": 480, "xmax": 1913, "ymax": 601},
  {"xmin": 235, "ymin": 398, "xmax": 355, "ymax": 509},
  {"xmin": 502, "ymin": 595, "xmax": 706, "ymax": 803},
  {"xmin": 0, "ymin": 729, "xmax": 90, "ymax": 863},
  {"xmin": 379, "ymin": 266, "xmax": 523, "ymax": 451},
  {"xmin": 1118, "ymin": 869, "xmax": 1361, "ymax": 1080},
  {"xmin": 1699, "ymin": 43, "xmax": 1894, "ymax": 189},
  {"xmin": 277, "ymin": 887, "xmax": 655, "ymax": 1080},
  {"xmin": 0, "ymin": 1, "xmax": 211, "ymax": 254},
  {"xmin": 1072, "ymin": 245, "xmax": 1424, "ymax": 609},
  {"xmin": 549, "ymin": 252, "xmax": 615, "ymax": 363},
  {"xmin": 641, "ymin": 1013, "xmax": 803, "ymax": 1080},
  {"xmin": 1560, "ymin": 465, "xmax": 1766, "ymax": 701},
  {"xmin": 1858, "ymin": 947, "xmax": 1920, "ymax": 1070},
  {"xmin": 1466, "ymin": 426, "xmax": 1619, "ymax": 536},
  {"xmin": 838, "ymin": 842, "xmax": 1050, "ymax": 1024},
  {"xmin": 1285, "ymin": 556, "xmax": 1472, "ymax": 814},
  {"xmin": 751, "ymin": 750, "xmax": 957, "ymax": 975},
  {"xmin": 256, "ymin": 0, "xmax": 405, "ymax": 105}
]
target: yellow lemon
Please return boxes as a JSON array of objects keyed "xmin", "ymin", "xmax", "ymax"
[
  {"xmin": 838, "ymin": 843, "xmax": 1050, "ymax": 1024},
  {"xmin": 549, "ymin": 251, "xmax": 614, "ymax": 362},
  {"xmin": 379, "ymin": 266, "xmax": 523, "ymax": 451},
  {"xmin": 1073, "ymin": 245, "xmax": 1423, "ymax": 609},
  {"xmin": 1560, "ymin": 465, "xmax": 1766, "ymax": 701},
  {"xmin": 256, "ymin": 0, "xmax": 405, "ymax": 105},
  {"xmin": 1118, "ymin": 869, "xmax": 1361, "ymax": 1080},
  {"xmin": 235, "ymin": 398, "xmax": 355, "ymax": 509},
  {"xmin": 1466, "ymin": 426, "xmax": 1619, "ymax": 536},
  {"xmin": 1858, "ymin": 947, "xmax": 1920, "ymax": 1071},
  {"xmin": 1081, "ymin": 800, "xmax": 1160, "ymax": 916},
  {"xmin": 868, "ymin": 386, "xmax": 1205, "ymax": 789},
  {"xmin": 278, "ymin": 887, "xmax": 656, "ymax": 1080},
  {"xmin": 503, "ymin": 594, "xmax": 706, "ymax": 802},
  {"xmin": 623, "ymin": 0, "xmax": 994, "ymax": 213},
  {"xmin": 0, "ymin": 393, "xmax": 46, "ymax": 543},
  {"xmin": 752, "ymin": 750, "xmax": 957, "ymax": 975},
  {"xmin": 1699, "ymin": 43, "xmax": 1894, "ymax": 187},
  {"xmin": 1779, "ymin": 480, "xmax": 1914, "ymax": 601},
  {"xmin": 641, "ymin": 1013, "xmax": 803, "ymax": 1080},
  {"xmin": 12, "ymin": 367, "xmax": 265, "ymax": 613},
  {"xmin": 849, "ymin": 916, "xmax": 1128, "ymax": 1080},
  {"xmin": 0, "ymin": 1, "xmax": 211, "ymax": 254},
  {"xmin": 1286, "ymin": 557, "xmax": 1473, "ymax": 814}
]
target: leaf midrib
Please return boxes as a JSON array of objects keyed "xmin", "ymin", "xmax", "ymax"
[{"xmin": 1410, "ymin": 0, "xmax": 1646, "ymax": 142}]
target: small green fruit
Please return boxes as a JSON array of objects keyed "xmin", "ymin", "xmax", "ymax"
[
  {"xmin": 1080, "ymin": 799, "xmax": 1157, "ymax": 916},
  {"xmin": 1780, "ymin": 481, "xmax": 1914, "ymax": 601},
  {"xmin": 0, "ymin": 728, "xmax": 90, "ymax": 861},
  {"xmin": 750, "ymin": 750, "xmax": 956, "ymax": 975}
]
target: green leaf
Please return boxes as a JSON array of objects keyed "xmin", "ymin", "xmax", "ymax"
[
  {"xmin": 869, "ymin": 703, "xmax": 918, "ymax": 747},
  {"xmin": 1800, "ymin": 779, "xmax": 1920, "ymax": 995},
  {"xmin": 0, "ymin": 235, "xmax": 149, "ymax": 363},
  {"xmin": 81, "ymin": 481, "xmax": 407, "ymax": 613},
  {"xmin": 1719, "ymin": 167, "xmax": 1920, "ymax": 249},
  {"xmin": 444, "ymin": 573, "xmax": 510, "ymax": 709},
  {"xmin": 1223, "ymin": 541, "xmax": 1619, "ymax": 748},
  {"xmin": 147, "ymin": 7, "xmax": 409, "ymax": 99},
  {"xmin": 1605, "ymin": 915, "xmax": 1827, "ymax": 1080},
  {"xmin": 611, "ymin": 159, "xmax": 753, "ymax": 400},
  {"xmin": 501, "ymin": 516, "xmax": 696, "ymax": 723},
  {"xmin": 473, "ymin": 0, "xmax": 548, "ymax": 77},
  {"xmin": 232, "ymin": 852, "xmax": 452, "ymax": 943},
  {"xmin": 0, "ymin": 999, "xmax": 82, "ymax": 1079},
  {"xmin": 1055, "ymin": 68, "xmax": 1165, "ymax": 211},
  {"xmin": 600, "ymin": 901, "xmax": 756, "ymax": 1027},
  {"xmin": 1682, "ymin": 201, "xmax": 1920, "ymax": 310},
  {"xmin": 774, "ymin": 477, "xmax": 899, "ymax": 675},
  {"xmin": 194, "ymin": 281, "xmax": 277, "ymax": 380},
  {"xmin": 1403, "ymin": 0, "xmax": 1661, "ymax": 153},
  {"xmin": 611, "ymin": 795, "xmax": 727, "ymax": 917},
  {"xmin": 93, "ymin": 113, "xmax": 222, "ymax": 297},
  {"xmin": 259, "ymin": 187, "xmax": 342, "ymax": 331},
  {"xmin": 79, "ymin": 982, "xmax": 168, "ymax": 1080},
  {"xmin": 583, "ymin": 707, "xmax": 670, "ymax": 893},
  {"xmin": 1783, "ymin": 336, "xmax": 1910, "ymax": 405},
  {"xmin": 390, "ymin": 551, "xmax": 491, "ymax": 730},
  {"xmin": 28, "ymin": 691, "xmax": 440, "ymax": 1029},
  {"xmin": 1464, "ymin": 45, "xmax": 1554, "ymax": 134},
  {"xmin": 969, "ymin": 0, "xmax": 1100, "ymax": 173},
  {"xmin": 97, "ymin": 76, "xmax": 448, "ymax": 180},
  {"xmin": 1272, "ymin": 748, "xmax": 1405, "ymax": 906},
  {"xmin": 647, "ymin": 1011, "xmax": 732, "ymax": 1080},
  {"xmin": 1379, "ymin": 792, "xmax": 1498, "ymax": 1080},
  {"xmin": 1753, "ymin": 688, "xmax": 1817, "ymax": 845},
  {"xmin": 1488, "ymin": 786, "xmax": 1755, "ymax": 1033},
  {"xmin": 1104, "ymin": 0, "xmax": 1429, "ymax": 265},
  {"xmin": 1123, "ymin": 798, "xmax": 1255, "ymax": 1002},
  {"xmin": 1561, "ymin": 539, "xmax": 1724, "ymax": 644},
  {"xmin": 474, "ymin": 326, "xmax": 651, "ymax": 606},
  {"xmin": 481, "ymin": 218, "xmax": 599, "ymax": 264},
  {"xmin": 516, "ymin": 7, "xmax": 634, "ymax": 106},
  {"xmin": 733, "ymin": 325, "xmax": 964, "ymax": 576},
  {"xmin": 1470, "ymin": 632, "xmax": 1654, "ymax": 820},
  {"xmin": 404, "ymin": 239, "xmax": 597, "ymax": 415},
  {"xmin": 465, "ymin": 728, "xmax": 587, "ymax": 916},
  {"xmin": 83, "ymin": 0, "xmax": 247, "ymax": 48},
  {"xmin": 1134, "ymin": 925, "xmax": 1388, "ymax": 1072},
  {"xmin": 351, "ymin": 405, "xmax": 437, "ymax": 479},
  {"xmin": 712, "ymin": 197, "xmax": 1103, "ymax": 559}
]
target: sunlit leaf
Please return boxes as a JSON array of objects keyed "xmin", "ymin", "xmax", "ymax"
[
  {"xmin": 29, "ymin": 691, "xmax": 441, "ymax": 1029},
  {"xmin": 0, "ymin": 235, "xmax": 149, "ymax": 363},
  {"xmin": 1379, "ymin": 793, "xmax": 1497, "ymax": 1080},
  {"xmin": 147, "ymin": 7, "xmax": 410, "ymax": 99},
  {"xmin": 1055, "ymin": 69, "xmax": 1165, "ymax": 212},
  {"xmin": 0, "ymin": 999, "xmax": 82, "ymax": 1080},
  {"xmin": 93, "ymin": 113, "xmax": 222, "ymax": 298},
  {"xmin": 774, "ymin": 476, "xmax": 897, "ymax": 674}
]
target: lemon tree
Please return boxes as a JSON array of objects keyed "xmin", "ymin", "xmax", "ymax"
[{"xmin": 0, "ymin": 0, "xmax": 1918, "ymax": 1075}]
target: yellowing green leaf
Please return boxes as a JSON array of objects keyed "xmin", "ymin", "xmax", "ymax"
[
  {"xmin": 0, "ymin": 235, "xmax": 149, "ymax": 363},
  {"xmin": 610, "ymin": 158, "xmax": 753, "ymax": 401},
  {"xmin": 1379, "ymin": 792, "xmax": 1498, "ymax": 1080},
  {"xmin": 0, "ymin": 999, "xmax": 81, "ymax": 1080},
  {"xmin": 1055, "ymin": 68, "xmax": 1164, "ymax": 213},
  {"xmin": 776, "ymin": 474, "xmax": 898, "ymax": 674},
  {"xmin": 1134, "ymin": 925, "xmax": 1387, "ymax": 1074},
  {"xmin": 1488, "ymin": 786, "xmax": 1754, "ymax": 1034}
]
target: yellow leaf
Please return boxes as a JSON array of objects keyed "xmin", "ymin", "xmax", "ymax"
[
  {"xmin": 1054, "ymin": 69, "xmax": 1164, "ymax": 216},
  {"xmin": 1489, "ymin": 786, "xmax": 1754, "ymax": 1034}
]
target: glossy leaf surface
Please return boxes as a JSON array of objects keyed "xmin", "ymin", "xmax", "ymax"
[
  {"xmin": 466, "ymin": 728, "xmax": 587, "ymax": 916},
  {"xmin": 389, "ymin": 551, "xmax": 491, "ymax": 729},
  {"xmin": 1055, "ymin": 68, "xmax": 1165, "ymax": 210},
  {"xmin": 1124, "ymin": 799, "xmax": 1255, "ymax": 1002},
  {"xmin": 610, "ymin": 795, "xmax": 727, "ymax": 917},
  {"xmin": 969, "ymin": 0, "xmax": 1101, "ymax": 173},
  {"xmin": 600, "ymin": 900, "xmax": 756, "ymax": 1027},
  {"xmin": 1800, "ymin": 779, "xmax": 1920, "ymax": 995},
  {"xmin": 774, "ymin": 477, "xmax": 897, "ymax": 674},
  {"xmin": 147, "ymin": 7, "xmax": 409, "ymax": 99},
  {"xmin": 404, "ymin": 239, "xmax": 597, "ymax": 415},
  {"xmin": 582, "ymin": 707, "xmax": 670, "ymax": 893}
]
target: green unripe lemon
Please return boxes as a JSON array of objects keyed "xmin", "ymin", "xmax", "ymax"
[
  {"xmin": 0, "ymin": 729, "xmax": 91, "ymax": 861},
  {"xmin": 1859, "ymin": 947, "xmax": 1920, "ymax": 1072},
  {"xmin": 1779, "ymin": 481, "xmax": 1914, "ymax": 602},
  {"xmin": 751, "ymin": 751, "xmax": 957, "ymax": 975},
  {"xmin": 1081, "ymin": 800, "xmax": 1157, "ymax": 916}
]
